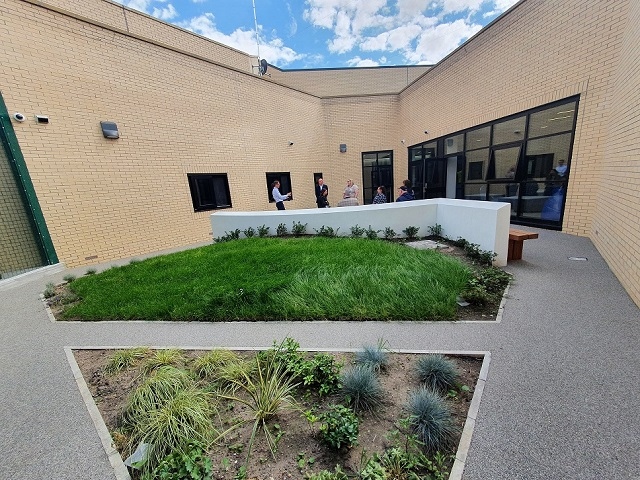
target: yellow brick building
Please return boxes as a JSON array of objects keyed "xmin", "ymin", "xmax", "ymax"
[{"xmin": 0, "ymin": 0, "xmax": 638, "ymax": 307}]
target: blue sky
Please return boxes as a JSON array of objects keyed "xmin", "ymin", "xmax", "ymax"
[{"xmin": 115, "ymin": 0, "xmax": 520, "ymax": 69}]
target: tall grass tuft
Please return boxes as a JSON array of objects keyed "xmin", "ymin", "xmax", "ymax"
[
  {"xmin": 354, "ymin": 340, "xmax": 389, "ymax": 373},
  {"xmin": 103, "ymin": 347, "xmax": 150, "ymax": 375},
  {"xmin": 339, "ymin": 365, "xmax": 385, "ymax": 412},
  {"xmin": 415, "ymin": 354, "xmax": 459, "ymax": 394},
  {"xmin": 405, "ymin": 387, "xmax": 458, "ymax": 454},
  {"xmin": 142, "ymin": 348, "xmax": 186, "ymax": 373},
  {"xmin": 191, "ymin": 349, "xmax": 239, "ymax": 379}
]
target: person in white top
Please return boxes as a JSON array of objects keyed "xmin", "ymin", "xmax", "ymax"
[
  {"xmin": 555, "ymin": 159, "xmax": 567, "ymax": 176},
  {"xmin": 271, "ymin": 180, "xmax": 291, "ymax": 210}
]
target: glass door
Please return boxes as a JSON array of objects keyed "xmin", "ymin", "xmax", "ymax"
[{"xmin": 362, "ymin": 151, "xmax": 393, "ymax": 204}]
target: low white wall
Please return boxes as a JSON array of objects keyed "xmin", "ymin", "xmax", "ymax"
[{"xmin": 211, "ymin": 199, "xmax": 510, "ymax": 266}]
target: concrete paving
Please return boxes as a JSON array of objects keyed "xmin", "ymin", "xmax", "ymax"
[{"xmin": 1, "ymin": 229, "xmax": 638, "ymax": 479}]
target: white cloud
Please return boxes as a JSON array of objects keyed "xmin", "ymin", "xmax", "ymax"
[
  {"xmin": 484, "ymin": 0, "xmax": 520, "ymax": 18},
  {"xmin": 346, "ymin": 56, "xmax": 380, "ymax": 67},
  {"xmin": 177, "ymin": 14, "xmax": 302, "ymax": 66},
  {"xmin": 404, "ymin": 18, "xmax": 482, "ymax": 63},
  {"xmin": 287, "ymin": 3, "xmax": 298, "ymax": 36},
  {"xmin": 152, "ymin": 3, "xmax": 177, "ymax": 20},
  {"xmin": 191, "ymin": 0, "xmax": 207, "ymax": 3}
]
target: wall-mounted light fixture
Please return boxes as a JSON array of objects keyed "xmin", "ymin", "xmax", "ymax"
[
  {"xmin": 288, "ymin": 141, "xmax": 294, "ymax": 146},
  {"xmin": 401, "ymin": 139, "xmax": 405, "ymax": 144},
  {"xmin": 100, "ymin": 121, "xmax": 119, "ymax": 139},
  {"xmin": 424, "ymin": 130, "xmax": 429, "ymax": 134},
  {"xmin": 339, "ymin": 143, "xmax": 347, "ymax": 153},
  {"xmin": 13, "ymin": 113, "xmax": 25, "ymax": 122}
]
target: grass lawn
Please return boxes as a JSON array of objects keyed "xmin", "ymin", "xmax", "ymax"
[{"xmin": 61, "ymin": 237, "xmax": 472, "ymax": 322}]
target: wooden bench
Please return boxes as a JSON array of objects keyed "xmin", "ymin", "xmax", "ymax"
[{"xmin": 508, "ymin": 228, "xmax": 539, "ymax": 261}]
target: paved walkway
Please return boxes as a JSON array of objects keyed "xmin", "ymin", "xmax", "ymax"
[{"xmin": 1, "ymin": 229, "xmax": 639, "ymax": 479}]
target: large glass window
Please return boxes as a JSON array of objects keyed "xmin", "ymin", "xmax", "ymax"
[
  {"xmin": 187, "ymin": 174, "xmax": 231, "ymax": 211},
  {"xmin": 528, "ymin": 101, "xmax": 577, "ymax": 138},
  {"xmin": 492, "ymin": 116, "xmax": 526, "ymax": 145},
  {"xmin": 466, "ymin": 149, "xmax": 488, "ymax": 181},
  {"xmin": 362, "ymin": 151, "xmax": 393, "ymax": 204},
  {"xmin": 266, "ymin": 172, "xmax": 293, "ymax": 203},
  {"xmin": 466, "ymin": 126, "xmax": 490, "ymax": 150}
]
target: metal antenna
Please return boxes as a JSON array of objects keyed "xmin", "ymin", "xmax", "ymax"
[{"xmin": 252, "ymin": 0, "xmax": 261, "ymax": 61}]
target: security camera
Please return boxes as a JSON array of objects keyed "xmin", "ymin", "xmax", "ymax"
[
  {"xmin": 13, "ymin": 113, "xmax": 25, "ymax": 122},
  {"xmin": 288, "ymin": 142, "xmax": 294, "ymax": 146},
  {"xmin": 424, "ymin": 130, "xmax": 429, "ymax": 134}
]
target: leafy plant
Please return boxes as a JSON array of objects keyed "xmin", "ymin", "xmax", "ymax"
[
  {"xmin": 319, "ymin": 404, "xmax": 359, "ymax": 450},
  {"xmin": 463, "ymin": 242, "xmax": 495, "ymax": 266},
  {"xmin": 257, "ymin": 224, "xmax": 270, "ymax": 237},
  {"xmin": 428, "ymin": 223, "xmax": 443, "ymax": 237},
  {"xmin": 358, "ymin": 453, "xmax": 387, "ymax": 480},
  {"xmin": 415, "ymin": 354, "xmax": 460, "ymax": 394},
  {"xmin": 314, "ymin": 225, "xmax": 339, "ymax": 237},
  {"xmin": 406, "ymin": 387, "xmax": 458, "ymax": 454},
  {"xmin": 354, "ymin": 339, "xmax": 390, "ymax": 373},
  {"xmin": 103, "ymin": 347, "xmax": 150, "ymax": 375},
  {"xmin": 85, "ymin": 268, "xmax": 97, "ymax": 275},
  {"xmin": 476, "ymin": 267, "xmax": 510, "ymax": 295},
  {"xmin": 276, "ymin": 223, "xmax": 289, "ymax": 236},
  {"xmin": 349, "ymin": 225, "xmax": 366, "ymax": 238},
  {"xmin": 383, "ymin": 227, "xmax": 396, "ymax": 240},
  {"xmin": 243, "ymin": 227, "xmax": 256, "ymax": 238},
  {"xmin": 63, "ymin": 274, "xmax": 76, "ymax": 283},
  {"xmin": 402, "ymin": 225, "xmax": 420, "ymax": 240},
  {"xmin": 144, "ymin": 440, "xmax": 212, "ymax": 480},
  {"xmin": 143, "ymin": 348, "xmax": 186, "ymax": 373},
  {"xmin": 292, "ymin": 221, "xmax": 308, "ymax": 236},
  {"xmin": 339, "ymin": 365, "xmax": 385, "ymax": 412},
  {"xmin": 43, "ymin": 282, "xmax": 56, "ymax": 298},
  {"xmin": 225, "ymin": 229, "xmax": 241, "ymax": 240},
  {"xmin": 365, "ymin": 225, "xmax": 380, "ymax": 240},
  {"xmin": 305, "ymin": 465, "xmax": 349, "ymax": 480}
]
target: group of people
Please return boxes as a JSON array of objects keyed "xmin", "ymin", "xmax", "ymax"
[{"xmin": 271, "ymin": 177, "xmax": 415, "ymax": 211}]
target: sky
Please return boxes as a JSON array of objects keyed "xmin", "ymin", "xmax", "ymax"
[{"xmin": 114, "ymin": 0, "xmax": 521, "ymax": 69}]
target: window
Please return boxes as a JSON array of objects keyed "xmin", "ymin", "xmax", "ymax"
[
  {"xmin": 266, "ymin": 172, "xmax": 292, "ymax": 202},
  {"xmin": 187, "ymin": 174, "xmax": 231, "ymax": 211}
]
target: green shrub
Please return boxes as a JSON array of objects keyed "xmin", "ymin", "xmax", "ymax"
[
  {"xmin": 243, "ymin": 227, "xmax": 256, "ymax": 238},
  {"xmin": 225, "ymin": 229, "xmax": 241, "ymax": 240},
  {"xmin": 314, "ymin": 225, "xmax": 339, "ymax": 237},
  {"xmin": 460, "ymin": 280, "xmax": 491, "ymax": 306},
  {"xmin": 145, "ymin": 440, "xmax": 212, "ymax": 480},
  {"xmin": 365, "ymin": 225, "xmax": 380, "ymax": 240},
  {"xmin": 292, "ymin": 221, "xmax": 308, "ymax": 236},
  {"xmin": 415, "ymin": 354, "xmax": 459, "ymax": 394},
  {"xmin": 428, "ymin": 223, "xmax": 443, "ymax": 237},
  {"xmin": 276, "ymin": 223, "xmax": 288, "ymax": 236},
  {"xmin": 476, "ymin": 267, "xmax": 510, "ymax": 295},
  {"xmin": 402, "ymin": 225, "xmax": 420, "ymax": 240},
  {"xmin": 85, "ymin": 268, "xmax": 97, "ymax": 275},
  {"xmin": 406, "ymin": 387, "xmax": 458, "ymax": 454},
  {"xmin": 339, "ymin": 365, "xmax": 384, "ymax": 412},
  {"xmin": 383, "ymin": 226, "xmax": 396, "ymax": 240},
  {"xmin": 63, "ymin": 274, "xmax": 76, "ymax": 283},
  {"xmin": 305, "ymin": 465, "xmax": 349, "ymax": 480},
  {"xmin": 319, "ymin": 404, "xmax": 359, "ymax": 450},
  {"xmin": 257, "ymin": 224, "xmax": 270, "ymax": 237},
  {"xmin": 358, "ymin": 454, "xmax": 387, "ymax": 480},
  {"xmin": 43, "ymin": 282, "xmax": 56, "ymax": 299},
  {"xmin": 349, "ymin": 225, "xmax": 366, "ymax": 238},
  {"xmin": 354, "ymin": 342, "xmax": 389, "ymax": 373}
]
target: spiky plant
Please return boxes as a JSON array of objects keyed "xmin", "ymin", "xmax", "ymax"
[
  {"xmin": 103, "ymin": 347, "xmax": 150, "ymax": 375},
  {"xmin": 127, "ymin": 387, "xmax": 217, "ymax": 475},
  {"xmin": 142, "ymin": 349, "xmax": 186, "ymax": 374},
  {"xmin": 339, "ymin": 365, "xmax": 385, "ymax": 412},
  {"xmin": 415, "ymin": 354, "xmax": 460, "ymax": 394},
  {"xmin": 405, "ymin": 387, "xmax": 458, "ymax": 454},
  {"xmin": 191, "ymin": 349, "xmax": 239, "ymax": 379},
  {"xmin": 354, "ymin": 341, "xmax": 389, "ymax": 373},
  {"xmin": 122, "ymin": 366, "xmax": 193, "ymax": 424}
]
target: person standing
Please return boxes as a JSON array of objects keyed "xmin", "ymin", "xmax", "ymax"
[
  {"xmin": 316, "ymin": 178, "xmax": 329, "ymax": 208},
  {"xmin": 396, "ymin": 185, "xmax": 415, "ymax": 202},
  {"xmin": 372, "ymin": 186, "xmax": 386, "ymax": 204},
  {"xmin": 271, "ymin": 180, "xmax": 291, "ymax": 210}
]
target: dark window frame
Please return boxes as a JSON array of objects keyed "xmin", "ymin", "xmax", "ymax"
[
  {"xmin": 266, "ymin": 172, "xmax": 293, "ymax": 202},
  {"xmin": 187, "ymin": 173, "xmax": 232, "ymax": 212}
]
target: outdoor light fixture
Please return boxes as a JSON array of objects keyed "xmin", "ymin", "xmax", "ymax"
[
  {"xmin": 339, "ymin": 143, "xmax": 347, "ymax": 153},
  {"xmin": 100, "ymin": 121, "xmax": 119, "ymax": 139},
  {"xmin": 424, "ymin": 130, "xmax": 429, "ymax": 134},
  {"xmin": 288, "ymin": 141, "xmax": 294, "ymax": 146}
]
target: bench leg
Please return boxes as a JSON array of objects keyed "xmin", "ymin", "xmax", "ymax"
[{"xmin": 508, "ymin": 239, "xmax": 524, "ymax": 261}]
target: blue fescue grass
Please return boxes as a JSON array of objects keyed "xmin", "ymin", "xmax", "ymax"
[{"xmin": 62, "ymin": 237, "xmax": 471, "ymax": 321}]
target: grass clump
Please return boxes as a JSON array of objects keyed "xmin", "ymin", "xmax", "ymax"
[
  {"xmin": 339, "ymin": 365, "xmax": 384, "ymax": 413},
  {"xmin": 191, "ymin": 349, "xmax": 239, "ymax": 379},
  {"xmin": 142, "ymin": 349, "xmax": 186, "ymax": 374},
  {"xmin": 103, "ymin": 347, "xmax": 150, "ymax": 375},
  {"xmin": 43, "ymin": 282, "xmax": 56, "ymax": 298},
  {"xmin": 415, "ymin": 355, "xmax": 460, "ymax": 394},
  {"xmin": 405, "ymin": 387, "xmax": 458, "ymax": 454},
  {"xmin": 354, "ymin": 340, "xmax": 389, "ymax": 373}
]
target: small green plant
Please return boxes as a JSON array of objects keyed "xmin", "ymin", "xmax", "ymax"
[
  {"xmin": 145, "ymin": 440, "xmax": 212, "ymax": 480},
  {"xmin": 257, "ymin": 224, "xmax": 270, "ymax": 237},
  {"xmin": 305, "ymin": 465, "xmax": 349, "ymax": 480},
  {"xmin": 319, "ymin": 404, "xmax": 359, "ymax": 450},
  {"xmin": 452, "ymin": 237, "xmax": 468, "ymax": 248},
  {"xmin": 192, "ymin": 349, "xmax": 239, "ymax": 379},
  {"xmin": 349, "ymin": 225, "xmax": 366, "ymax": 238},
  {"xmin": 292, "ymin": 221, "xmax": 308, "ymax": 236},
  {"xmin": 43, "ymin": 282, "xmax": 56, "ymax": 299},
  {"xmin": 365, "ymin": 225, "xmax": 380, "ymax": 240},
  {"xmin": 103, "ymin": 347, "xmax": 150, "ymax": 375},
  {"xmin": 143, "ymin": 348, "xmax": 186, "ymax": 373},
  {"xmin": 224, "ymin": 229, "xmax": 241, "ymax": 240},
  {"xmin": 428, "ymin": 223, "xmax": 443, "ymax": 237},
  {"xmin": 415, "ymin": 354, "xmax": 460, "ymax": 394},
  {"xmin": 358, "ymin": 453, "xmax": 387, "ymax": 480},
  {"xmin": 383, "ymin": 226, "xmax": 396, "ymax": 240},
  {"xmin": 243, "ymin": 227, "xmax": 256, "ymax": 238},
  {"xmin": 339, "ymin": 365, "xmax": 385, "ymax": 412},
  {"xmin": 314, "ymin": 225, "xmax": 339, "ymax": 237},
  {"xmin": 406, "ymin": 387, "xmax": 458, "ymax": 454},
  {"xmin": 463, "ymin": 242, "xmax": 496, "ymax": 266},
  {"xmin": 85, "ymin": 268, "xmax": 97, "ymax": 275},
  {"xmin": 296, "ymin": 451, "xmax": 316, "ymax": 473},
  {"xmin": 234, "ymin": 465, "xmax": 247, "ymax": 480},
  {"xmin": 276, "ymin": 223, "xmax": 289, "ymax": 236},
  {"xmin": 476, "ymin": 266, "xmax": 510, "ymax": 295},
  {"xmin": 63, "ymin": 274, "xmax": 76, "ymax": 283},
  {"xmin": 402, "ymin": 225, "xmax": 420, "ymax": 240},
  {"xmin": 354, "ymin": 339, "xmax": 390, "ymax": 373}
]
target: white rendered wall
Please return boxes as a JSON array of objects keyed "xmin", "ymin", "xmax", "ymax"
[{"xmin": 211, "ymin": 199, "xmax": 510, "ymax": 266}]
